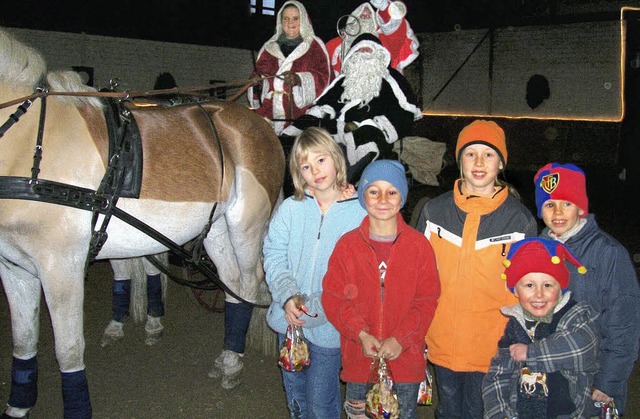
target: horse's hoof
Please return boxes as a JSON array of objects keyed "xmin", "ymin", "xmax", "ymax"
[
  {"xmin": 1, "ymin": 409, "xmax": 29, "ymax": 418},
  {"xmin": 208, "ymin": 349, "xmax": 244, "ymax": 379},
  {"xmin": 100, "ymin": 320, "xmax": 125, "ymax": 348},
  {"xmin": 144, "ymin": 331, "xmax": 163, "ymax": 346},
  {"xmin": 221, "ymin": 375, "xmax": 240, "ymax": 390},
  {"xmin": 208, "ymin": 364, "xmax": 222, "ymax": 379}
]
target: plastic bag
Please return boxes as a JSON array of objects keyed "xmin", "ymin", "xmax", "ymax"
[
  {"xmin": 595, "ymin": 400, "xmax": 620, "ymax": 419},
  {"xmin": 278, "ymin": 325, "xmax": 310, "ymax": 372},
  {"xmin": 417, "ymin": 348, "xmax": 433, "ymax": 405},
  {"xmin": 365, "ymin": 357, "xmax": 399, "ymax": 419}
]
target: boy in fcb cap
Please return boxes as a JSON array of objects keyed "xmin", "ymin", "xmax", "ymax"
[
  {"xmin": 534, "ymin": 162, "xmax": 640, "ymax": 415},
  {"xmin": 483, "ymin": 237, "xmax": 599, "ymax": 419}
]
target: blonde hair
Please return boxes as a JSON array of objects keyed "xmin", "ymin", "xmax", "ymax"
[{"xmin": 289, "ymin": 127, "xmax": 347, "ymax": 200}]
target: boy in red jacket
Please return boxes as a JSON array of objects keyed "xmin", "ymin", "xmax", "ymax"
[{"xmin": 322, "ymin": 160, "xmax": 440, "ymax": 418}]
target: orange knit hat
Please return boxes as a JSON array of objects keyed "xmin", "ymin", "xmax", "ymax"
[{"xmin": 455, "ymin": 120, "xmax": 508, "ymax": 165}]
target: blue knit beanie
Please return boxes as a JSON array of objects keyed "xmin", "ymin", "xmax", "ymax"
[{"xmin": 358, "ymin": 160, "xmax": 408, "ymax": 209}]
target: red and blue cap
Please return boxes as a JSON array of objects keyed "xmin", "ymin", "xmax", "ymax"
[
  {"xmin": 502, "ymin": 237, "xmax": 586, "ymax": 292},
  {"xmin": 534, "ymin": 163, "xmax": 588, "ymax": 218}
]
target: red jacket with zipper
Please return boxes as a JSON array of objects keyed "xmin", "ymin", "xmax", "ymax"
[{"xmin": 322, "ymin": 214, "xmax": 440, "ymax": 383}]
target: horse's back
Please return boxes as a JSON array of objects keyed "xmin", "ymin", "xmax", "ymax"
[{"xmin": 124, "ymin": 100, "xmax": 284, "ymax": 206}]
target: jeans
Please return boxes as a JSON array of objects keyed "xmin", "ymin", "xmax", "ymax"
[
  {"xmin": 278, "ymin": 333, "xmax": 342, "ymax": 419},
  {"xmin": 344, "ymin": 381, "xmax": 420, "ymax": 419},
  {"xmin": 433, "ymin": 364, "xmax": 484, "ymax": 419}
]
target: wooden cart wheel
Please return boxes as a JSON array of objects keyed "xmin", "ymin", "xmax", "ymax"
[{"xmin": 182, "ymin": 263, "xmax": 225, "ymax": 313}]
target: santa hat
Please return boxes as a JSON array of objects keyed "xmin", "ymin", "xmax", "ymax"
[
  {"xmin": 534, "ymin": 163, "xmax": 588, "ymax": 218},
  {"xmin": 455, "ymin": 120, "xmax": 508, "ymax": 166},
  {"xmin": 501, "ymin": 238, "xmax": 586, "ymax": 292}
]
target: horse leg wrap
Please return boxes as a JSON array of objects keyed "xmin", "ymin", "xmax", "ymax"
[
  {"xmin": 223, "ymin": 302, "xmax": 253, "ymax": 354},
  {"xmin": 146, "ymin": 274, "xmax": 164, "ymax": 317},
  {"xmin": 112, "ymin": 279, "xmax": 131, "ymax": 322},
  {"xmin": 8, "ymin": 356, "xmax": 38, "ymax": 409},
  {"xmin": 61, "ymin": 370, "xmax": 92, "ymax": 419}
]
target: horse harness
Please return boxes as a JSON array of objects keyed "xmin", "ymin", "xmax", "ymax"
[{"xmin": 0, "ymin": 85, "xmax": 263, "ymax": 305}]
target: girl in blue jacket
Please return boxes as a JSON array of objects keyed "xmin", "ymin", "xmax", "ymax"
[{"xmin": 263, "ymin": 127, "xmax": 367, "ymax": 418}]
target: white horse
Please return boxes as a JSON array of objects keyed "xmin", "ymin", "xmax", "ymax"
[{"xmin": 0, "ymin": 28, "xmax": 283, "ymax": 418}]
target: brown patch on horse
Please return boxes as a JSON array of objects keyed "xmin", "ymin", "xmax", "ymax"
[
  {"xmin": 79, "ymin": 100, "xmax": 284, "ymax": 206},
  {"xmin": 132, "ymin": 101, "xmax": 284, "ymax": 205}
]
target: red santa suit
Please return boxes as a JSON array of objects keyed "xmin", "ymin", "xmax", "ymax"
[
  {"xmin": 248, "ymin": 0, "xmax": 331, "ymax": 135},
  {"xmin": 326, "ymin": 0, "xmax": 419, "ymax": 76}
]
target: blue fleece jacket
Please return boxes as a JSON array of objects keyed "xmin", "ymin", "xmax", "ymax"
[{"xmin": 263, "ymin": 192, "xmax": 367, "ymax": 348}]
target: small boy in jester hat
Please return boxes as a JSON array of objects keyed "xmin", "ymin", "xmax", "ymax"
[
  {"xmin": 482, "ymin": 237, "xmax": 599, "ymax": 419},
  {"xmin": 535, "ymin": 162, "xmax": 640, "ymax": 415}
]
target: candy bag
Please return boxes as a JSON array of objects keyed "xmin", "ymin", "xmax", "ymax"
[
  {"xmin": 278, "ymin": 325, "xmax": 310, "ymax": 372},
  {"xmin": 365, "ymin": 357, "xmax": 399, "ymax": 419},
  {"xmin": 596, "ymin": 400, "xmax": 620, "ymax": 419},
  {"xmin": 417, "ymin": 348, "xmax": 433, "ymax": 405}
]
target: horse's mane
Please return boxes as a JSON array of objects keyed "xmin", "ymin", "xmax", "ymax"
[{"xmin": 0, "ymin": 29, "xmax": 102, "ymax": 109}]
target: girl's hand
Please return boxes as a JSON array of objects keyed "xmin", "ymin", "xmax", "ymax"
[
  {"xmin": 377, "ymin": 337, "xmax": 402, "ymax": 361},
  {"xmin": 509, "ymin": 343, "xmax": 528, "ymax": 362},
  {"xmin": 358, "ymin": 330, "xmax": 380, "ymax": 357},
  {"xmin": 283, "ymin": 296, "xmax": 306, "ymax": 327}
]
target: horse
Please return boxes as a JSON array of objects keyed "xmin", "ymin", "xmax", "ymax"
[{"xmin": 0, "ymin": 28, "xmax": 284, "ymax": 418}]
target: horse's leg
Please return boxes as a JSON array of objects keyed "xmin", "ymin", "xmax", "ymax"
[
  {"xmin": 203, "ymin": 168, "xmax": 274, "ymax": 390},
  {"xmin": 100, "ymin": 259, "xmax": 132, "ymax": 347},
  {"xmin": 141, "ymin": 255, "xmax": 165, "ymax": 346},
  {"xmin": 0, "ymin": 266, "xmax": 42, "ymax": 418},
  {"xmin": 39, "ymin": 266, "xmax": 91, "ymax": 418},
  {"xmin": 203, "ymin": 219, "xmax": 245, "ymax": 389}
]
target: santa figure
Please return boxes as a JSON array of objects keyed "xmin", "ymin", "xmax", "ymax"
[
  {"xmin": 284, "ymin": 33, "xmax": 422, "ymax": 176},
  {"xmin": 325, "ymin": 0, "xmax": 419, "ymax": 76},
  {"xmin": 248, "ymin": 0, "xmax": 332, "ymax": 135}
]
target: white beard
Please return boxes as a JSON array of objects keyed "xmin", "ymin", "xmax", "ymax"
[{"xmin": 341, "ymin": 50, "xmax": 388, "ymax": 107}]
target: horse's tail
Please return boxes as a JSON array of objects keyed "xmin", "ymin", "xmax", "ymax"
[
  {"xmin": 247, "ymin": 281, "xmax": 277, "ymax": 357},
  {"xmin": 130, "ymin": 253, "xmax": 169, "ymax": 323}
]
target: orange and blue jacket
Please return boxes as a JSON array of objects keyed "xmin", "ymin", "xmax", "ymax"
[{"xmin": 415, "ymin": 180, "xmax": 538, "ymax": 373}]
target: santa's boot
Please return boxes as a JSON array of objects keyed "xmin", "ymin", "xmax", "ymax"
[
  {"xmin": 144, "ymin": 274, "xmax": 164, "ymax": 345},
  {"xmin": 100, "ymin": 279, "xmax": 130, "ymax": 347}
]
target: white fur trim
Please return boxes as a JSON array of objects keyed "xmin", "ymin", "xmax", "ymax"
[
  {"xmin": 395, "ymin": 25, "xmax": 420, "ymax": 73},
  {"xmin": 282, "ymin": 125, "xmax": 303, "ymax": 137},
  {"xmin": 373, "ymin": 115, "xmax": 398, "ymax": 143},
  {"xmin": 354, "ymin": 142, "xmax": 380, "ymax": 164},
  {"xmin": 376, "ymin": 10, "xmax": 402, "ymax": 34},
  {"xmin": 384, "ymin": 74, "xmax": 423, "ymax": 120},
  {"xmin": 294, "ymin": 72, "xmax": 316, "ymax": 108},
  {"xmin": 370, "ymin": 0, "xmax": 388, "ymax": 9}
]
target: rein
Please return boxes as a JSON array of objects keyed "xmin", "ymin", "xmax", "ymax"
[{"xmin": 0, "ymin": 76, "xmax": 269, "ymax": 111}]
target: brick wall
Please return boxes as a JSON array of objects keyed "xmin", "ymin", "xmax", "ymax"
[
  {"xmin": 417, "ymin": 20, "xmax": 623, "ymax": 120},
  {"xmin": 6, "ymin": 27, "xmax": 255, "ymax": 104}
]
